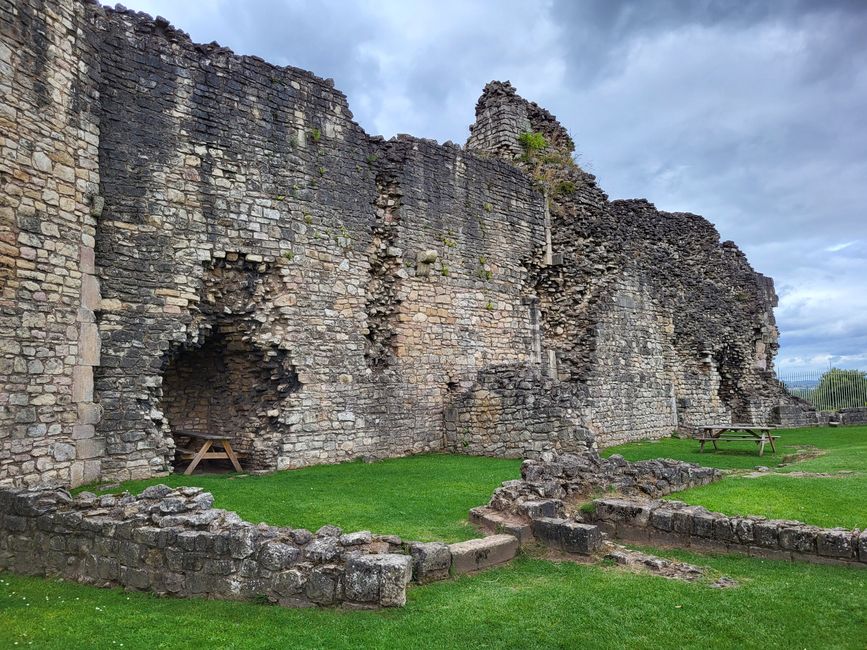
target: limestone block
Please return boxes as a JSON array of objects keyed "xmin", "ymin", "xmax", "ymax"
[
  {"xmin": 778, "ymin": 524, "xmax": 818, "ymax": 553},
  {"xmin": 259, "ymin": 542, "xmax": 301, "ymax": 571},
  {"xmin": 77, "ymin": 402, "xmax": 103, "ymax": 426},
  {"xmin": 75, "ymin": 438, "xmax": 105, "ymax": 460},
  {"xmin": 519, "ymin": 499, "xmax": 565, "ymax": 520},
  {"xmin": 409, "ymin": 541, "xmax": 451, "ymax": 583},
  {"xmin": 449, "ymin": 534, "xmax": 518, "ymax": 574},
  {"xmin": 531, "ymin": 518, "xmax": 602, "ymax": 555},
  {"xmin": 52, "ymin": 443, "xmax": 76, "ymax": 462},
  {"xmin": 415, "ymin": 249, "xmax": 438, "ymax": 276},
  {"xmin": 78, "ymin": 322, "xmax": 101, "ymax": 366},
  {"xmin": 752, "ymin": 520, "xmax": 780, "ymax": 549},
  {"xmin": 72, "ymin": 365, "xmax": 93, "ymax": 403},
  {"xmin": 816, "ymin": 529, "xmax": 856, "ymax": 559},
  {"xmin": 344, "ymin": 553, "xmax": 412, "ymax": 607},
  {"xmin": 305, "ymin": 565, "xmax": 342, "ymax": 605},
  {"xmin": 72, "ymin": 424, "xmax": 95, "ymax": 439},
  {"xmin": 81, "ymin": 274, "xmax": 101, "ymax": 310}
]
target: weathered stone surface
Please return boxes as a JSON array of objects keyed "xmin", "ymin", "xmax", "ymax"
[
  {"xmin": 409, "ymin": 541, "xmax": 451, "ymax": 583},
  {"xmin": 449, "ymin": 534, "xmax": 518, "ymax": 574},
  {"xmin": 0, "ymin": 1, "xmax": 800, "ymax": 490},
  {"xmin": 816, "ymin": 529, "xmax": 856, "ymax": 559},
  {"xmin": 344, "ymin": 553, "xmax": 412, "ymax": 607},
  {"xmin": 586, "ymin": 497, "xmax": 863, "ymax": 567},
  {"xmin": 0, "ymin": 485, "xmax": 415, "ymax": 609},
  {"xmin": 487, "ymin": 452, "xmax": 722, "ymax": 520},
  {"xmin": 519, "ymin": 499, "xmax": 565, "ymax": 520},
  {"xmin": 530, "ymin": 518, "xmax": 602, "ymax": 555}
]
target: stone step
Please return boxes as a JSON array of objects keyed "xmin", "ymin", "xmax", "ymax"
[
  {"xmin": 530, "ymin": 517, "xmax": 603, "ymax": 555},
  {"xmin": 449, "ymin": 534, "xmax": 519, "ymax": 575},
  {"xmin": 468, "ymin": 506, "xmax": 532, "ymax": 543}
]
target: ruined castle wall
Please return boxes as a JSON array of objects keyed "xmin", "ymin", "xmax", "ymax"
[
  {"xmin": 0, "ymin": 0, "xmax": 103, "ymax": 487},
  {"xmin": 85, "ymin": 8, "xmax": 546, "ymax": 481},
  {"xmin": 580, "ymin": 273, "xmax": 680, "ymax": 445},
  {"xmin": 444, "ymin": 364, "xmax": 595, "ymax": 458},
  {"xmin": 373, "ymin": 139, "xmax": 547, "ymax": 450},
  {"xmin": 0, "ymin": 485, "xmax": 414, "ymax": 608},
  {"xmin": 1, "ymin": 5, "xmax": 800, "ymax": 487},
  {"xmin": 90, "ymin": 6, "xmax": 383, "ymax": 480},
  {"xmin": 466, "ymin": 81, "xmax": 789, "ymax": 445}
]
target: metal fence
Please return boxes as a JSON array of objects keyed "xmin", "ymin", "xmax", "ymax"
[{"xmin": 777, "ymin": 368, "xmax": 867, "ymax": 412}]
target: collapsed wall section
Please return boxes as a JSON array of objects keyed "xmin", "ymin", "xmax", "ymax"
[
  {"xmin": 467, "ymin": 81, "xmax": 794, "ymax": 444},
  {"xmin": 0, "ymin": 0, "xmax": 103, "ymax": 487}
]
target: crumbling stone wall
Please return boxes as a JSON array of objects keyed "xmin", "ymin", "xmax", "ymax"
[
  {"xmin": 1, "ymin": 1, "xmax": 804, "ymax": 487},
  {"xmin": 445, "ymin": 364, "xmax": 594, "ymax": 458},
  {"xmin": 466, "ymin": 81, "xmax": 797, "ymax": 443},
  {"xmin": 590, "ymin": 497, "xmax": 867, "ymax": 567},
  {"xmin": 483, "ymin": 451, "xmax": 721, "ymax": 518},
  {"xmin": 0, "ymin": 0, "xmax": 103, "ymax": 487},
  {"xmin": 82, "ymin": 5, "xmax": 548, "ymax": 481},
  {"xmin": 0, "ymin": 484, "xmax": 414, "ymax": 607}
]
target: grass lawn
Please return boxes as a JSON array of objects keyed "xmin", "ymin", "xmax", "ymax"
[
  {"xmin": 5, "ymin": 433, "xmax": 867, "ymax": 648},
  {"xmin": 2, "ymin": 551, "xmax": 865, "ymax": 649},
  {"xmin": 604, "ymin": 426, "xmax": 867, "ymax": 528},
  {"xmin": 80, "ymin": 454, "xmax": 522, "ymax": 542}
]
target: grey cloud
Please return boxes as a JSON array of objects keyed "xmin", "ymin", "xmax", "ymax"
[{"xmin": 128, "ymin": 0, "xmax": 867, "ymax": 370}]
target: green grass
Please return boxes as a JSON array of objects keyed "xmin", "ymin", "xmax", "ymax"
[
  {"xmin": 603, "ymin": 426, "xmax": 867, "ymax": 470},
  {"xmin": 604, "ymin": 426, "xmax": 867, "ymax": 528},
  {"xmin": 80, "ymin": 454, "xmax": 521, "ymax": 543},
  {"xmin": 668, "ymin": 474, "xmax": 865, "ymax": 528},
  {"xmin": 2, "ymin": 551, "xmax": 865, "ymax": 649}
]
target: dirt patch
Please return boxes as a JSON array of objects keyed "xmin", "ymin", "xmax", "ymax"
[
  {"xmin": 780, "ymin": 446, "xmax": 826, "ymax": 465},
  {"xmin": 743, "ymin": 470, "xmax": 860, "ymax": 479},
  {"xmin": 602, "ymin": 543, "xmax": 737, "ymax": 587}
]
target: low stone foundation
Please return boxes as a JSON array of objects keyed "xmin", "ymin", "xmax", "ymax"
[
  {"xmin": 590, "ymin": 497, "xmax": 867, "ymax": 567},
  {"xmin": 486, "ymin": 450, "xmax": 721, "ymax": 516},
  {"xmin": 0, "ymin": 485, "xmax": 415, "ymax": 608}
]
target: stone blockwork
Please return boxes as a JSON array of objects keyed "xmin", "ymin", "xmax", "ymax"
[
  {"xmin": 590, "ymin": 497, "xmax": 867, "ymax": 567},
  {"xmin": 466, "ymin": 81, "xmax": 800, "ymax": 444},
  {"xmin": 0, "ymin": 484, "xmax": 418, "ymax": 608},
  {"xmin": 445, "ymin": 364, "xmax": 595, "ymax": 458},
  {"xmin": 0, "ymin": 0, "xmax": 103, "ymax": 488},
  {"xmin": 2, "ymin": 1, "xmax": 804, "ymax": 488},
  {"xmin": 482, "ymin": 451, "xmax": 721, "ymax": 518}
]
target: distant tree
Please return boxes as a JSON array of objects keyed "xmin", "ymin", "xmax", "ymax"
[{"xmin": 812, "ymin": 368, "xmax": 867, "ymax": 411}]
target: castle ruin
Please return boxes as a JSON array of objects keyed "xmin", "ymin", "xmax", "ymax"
[{"xmin": 0, "ymin": 0, "xmax": 807, "ymax": 488}]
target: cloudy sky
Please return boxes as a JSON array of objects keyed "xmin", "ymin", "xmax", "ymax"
[{"xmin": 131, "ymin": 0, "xmax": 866, "ymax": 373}]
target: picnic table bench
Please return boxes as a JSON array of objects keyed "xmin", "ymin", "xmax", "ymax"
[
  {"xmin": 694, "ymin": 425, "xmax": 779, "ymax": 456},
  {"xmin": 174, "ymin": 430, "xmax": 244, "ymax": 475}
]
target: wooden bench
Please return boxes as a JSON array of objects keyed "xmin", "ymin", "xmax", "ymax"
[
  {"xmin": 694, "ymin": 425, "xmax": 779, "ymax": 456},
  {"xmin": 174, "ymin": 431, "xmax": 244, "ymax": 475}
]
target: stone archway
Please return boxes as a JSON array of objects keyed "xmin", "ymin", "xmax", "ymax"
[{"xmin": 161, "ymin": 321, "xmax": 299, "ymax": 471}]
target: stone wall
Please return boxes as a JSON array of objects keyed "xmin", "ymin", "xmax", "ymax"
[
  {"xmin": 590, "ymin": 497, "xmax": 867, "ymax": 567},
  {"xmin": 483, "ymin": 451, "xmax": 721, "ymax": 517},
  {"xmin": 465, "ymin": 81, "xmax": 798, "ymax": 444},
  {"xmin": 1, "ymin": 1, "xmax": 805, "ymax": 487},
  {"xmin": 84, "ymin": 6, "xmax": 547, "ymax": 481},
  {"xmin": 0, "ymin": 484, "xmax": 417, "ymax": 607},
  {"xmin": 0, "ymin": 0, "xmax": 103, "ymax": 487},
  {"xmin": 445, "ymin": 364, "xmax": 594, "ymax": 458}
]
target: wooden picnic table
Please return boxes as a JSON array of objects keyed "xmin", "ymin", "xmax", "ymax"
[
  {"xmin": 174, "ymin": 430, "xmax": 243, "ymax": 475},
  {"xmin": 695, "ymin": 425, "xmax": 779, "ymax": 456}
]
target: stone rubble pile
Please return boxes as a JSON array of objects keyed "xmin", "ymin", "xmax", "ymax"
[{"xmin": 486, "ymin": 450, "xmax": 721, "ymax": 516}]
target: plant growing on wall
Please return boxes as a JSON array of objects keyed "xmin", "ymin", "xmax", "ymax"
[{"xmin": 518, "ymin": 131, "xmax": 547, "ymax": 152}]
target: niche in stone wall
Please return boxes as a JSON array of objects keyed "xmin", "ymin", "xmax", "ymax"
[
  {"xmin": 160, "ymin": 254, "xmax": 300, "ymax": 470},
  {"xmin": 161, "ymin": 325, "xmax": 299, "ymax": 457}
]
